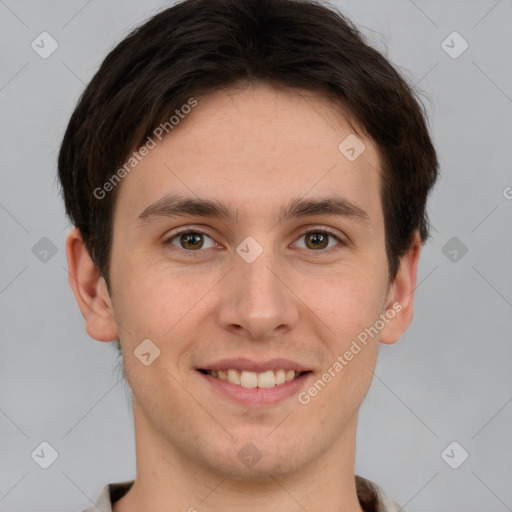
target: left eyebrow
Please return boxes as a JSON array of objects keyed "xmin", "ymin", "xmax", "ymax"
[
  {"xmin": 279, "ymin": 196, "xmax": 371, "ymax": 226},
  {"xmin": 136, "ymin": 193, "xmax": 371, "ymax": 227}
]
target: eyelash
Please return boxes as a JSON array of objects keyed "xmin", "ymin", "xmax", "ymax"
[{"xmin": 163, "ymin": 226, "xmax": 346, "ymax": 257}]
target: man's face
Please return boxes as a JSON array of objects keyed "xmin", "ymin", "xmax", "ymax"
[{"xmin": 105, "ymin": 82, "xmax": 399, "ymax": 478}]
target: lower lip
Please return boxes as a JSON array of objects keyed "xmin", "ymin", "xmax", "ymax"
[{"xmin": 197, "ymin": 371, "xmax": 313, "ymax": 406}]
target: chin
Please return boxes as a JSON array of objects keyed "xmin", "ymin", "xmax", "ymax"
[
  {"xmin": 202, "ymin": 435, "xmax": 311, "ymax": 481},
  {"xmin": 219, "ymin": 456, "xmax": 305, "ymax": 482}
]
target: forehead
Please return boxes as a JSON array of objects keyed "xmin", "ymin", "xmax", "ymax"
[{"xmin": 113, "ymin": 82, "xmax": 383, "ymax": 228}]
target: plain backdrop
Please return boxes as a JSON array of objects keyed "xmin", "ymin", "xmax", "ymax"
[{"xmin": 1, "ymin": 1, "xmax": 511, "ymax": 511}]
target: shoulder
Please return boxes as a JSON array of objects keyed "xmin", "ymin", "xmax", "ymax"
[{"xmin": 79, "ymin": 480, "xmax": 134, "ymax": 512}]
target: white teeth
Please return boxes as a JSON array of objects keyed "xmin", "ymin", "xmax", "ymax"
[
  {"xmin": 240, "ymin": 370, "xmax": 258, "ymax": 388},
  {"xmin": 206, "ymin": 368, "xmax": 303, "ymax": 388},
  {"xmin": 227, "ymin": 369, "xmax": 240, "ymax": 385},
  {"xmin": 257, "ymin": 370, "xmax": 275, "ymax": 388},
  {"xmin": 275, "ymin": 369, "xmax": 286, "ymax": 385},
  {"xmin": 285, "ymin": 370, "xmax": 295, "ymax": 382}
]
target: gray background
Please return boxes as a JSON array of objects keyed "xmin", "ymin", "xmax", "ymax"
[{"xmin": 1, "ymin": 0, "xmax": 511, "ymax": 510}]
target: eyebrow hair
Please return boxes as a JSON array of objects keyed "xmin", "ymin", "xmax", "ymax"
[{"xmin": 136, "ymin": 194, "xmax": 371, "ymax": 226}]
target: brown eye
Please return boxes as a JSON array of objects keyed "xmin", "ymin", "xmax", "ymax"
[
  {"xmin": 304, "ymin": 232, "xmax": 329, "ymax": 250},
  {"xmin": 167, "ymin": 230, "xmax": 216, "ymax": 251},
  {"xmin": 295, "ymin": 230, "xmax": 342, "ymax": 252},
  {"xmin": 180, "ymin": 232, "xmax": 204, "ymax": 250}
]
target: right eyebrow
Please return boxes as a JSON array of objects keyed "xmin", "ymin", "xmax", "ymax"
[{"xmin": 137, "ymin": 194, "xmax": 238, "ymax": 224}]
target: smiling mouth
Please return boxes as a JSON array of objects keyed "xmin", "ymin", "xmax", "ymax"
[{"xmin": 197, "ymin": 368, "xmax": 311, "ymax": 388}]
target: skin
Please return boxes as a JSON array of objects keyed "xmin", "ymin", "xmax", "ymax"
[{"xmin": 66, "ymin": 81, "xmax": 421, "ymax": 512}]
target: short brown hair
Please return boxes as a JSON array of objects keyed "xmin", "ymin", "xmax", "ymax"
[{"xmin": 58, "ymin": 0, "xmax": 439, "ymax": 287}]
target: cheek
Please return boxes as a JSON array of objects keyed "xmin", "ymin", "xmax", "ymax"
[
  {"xmin": 111, "ymin": 271, "xmax": 168, "ymax": 341},
  {"xmin": 299, "ymin": 273, "xmax": 383, "ymax": 414},
  {"xmin": 299, "ymin": 265, "xmax": 387, "ymax": 407},
  {"xmin": 112, "ymin": 264, "xmax": 200, "ymax": 401},
  {"xmin": 110, "ymin": 254, "xmax": 224, "ymax": 363},
  {"xmin": 302, "ymin": 263, "xmax": 388, "ymax": 338}
]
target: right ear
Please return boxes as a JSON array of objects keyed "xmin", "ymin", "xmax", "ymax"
[{"xmin": 65, "ymin": 227, "xmax": 119, "ymax": 341}]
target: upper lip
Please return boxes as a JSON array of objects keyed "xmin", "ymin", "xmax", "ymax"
[{"xmin": 197, "ymin": 358, "xmax": 312, "ymax": 373}]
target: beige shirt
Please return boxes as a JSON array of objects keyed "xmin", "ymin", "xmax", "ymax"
[{"xmin": 81, "ymin": 476, "xmax": 401, "ymax": 512}]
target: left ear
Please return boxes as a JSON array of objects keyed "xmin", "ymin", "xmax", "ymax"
[{"xmin": 379, "ymin": 231, "xmax": 422, "ymax": 345}]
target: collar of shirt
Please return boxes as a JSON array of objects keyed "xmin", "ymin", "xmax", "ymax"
[{"xmin": 81, "ymin": 475, "xmax": 401, "ymax": 512}]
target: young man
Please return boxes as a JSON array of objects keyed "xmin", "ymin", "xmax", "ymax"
[{"xmin": 59, "ymin": 0, "xmax": 439, "ymax": 510}]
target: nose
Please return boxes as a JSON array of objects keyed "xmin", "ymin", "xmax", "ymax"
[{"xmin": 215, "ymin": 244, "xmax": 300, "ymax": 341}]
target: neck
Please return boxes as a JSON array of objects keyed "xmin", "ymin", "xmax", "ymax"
[{"xmin": 113, "ymin": 399, "xmax": 364, "ymax": 512}]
